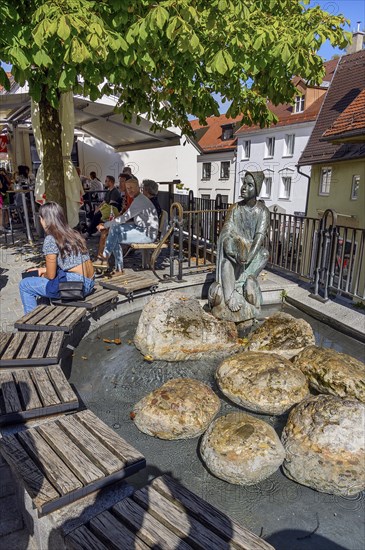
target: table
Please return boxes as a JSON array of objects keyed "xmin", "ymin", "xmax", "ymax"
[{"xmin": 7, "ymin": 188, "xmax": 40, "ymax": 242}]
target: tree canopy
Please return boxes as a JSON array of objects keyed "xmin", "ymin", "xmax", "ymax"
[{"xmin": 0, "ymin": 0, "xmax": 350, "ymax": 132}]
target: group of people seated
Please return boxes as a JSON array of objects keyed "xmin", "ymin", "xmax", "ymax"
[{"xmin": 18, "ymin": 169, "xmax": 163, "ymax": 314}]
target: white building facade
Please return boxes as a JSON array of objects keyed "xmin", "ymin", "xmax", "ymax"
[
  {"xmin": 235, "ymin": 122, "xmax": 314, "ymax": 215},
  {"xmin": 197, "ymin": 150, "xmax": 236, "ymax": 204}
]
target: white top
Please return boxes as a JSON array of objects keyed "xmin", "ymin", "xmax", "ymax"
[{"xmin": 105, "ymin": 192, "xmax": 159, "ymax": 240}]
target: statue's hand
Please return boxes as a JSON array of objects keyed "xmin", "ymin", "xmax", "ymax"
[{"xmin": 226, "ymin": 291, "xmax": 242, "ymax": 312}]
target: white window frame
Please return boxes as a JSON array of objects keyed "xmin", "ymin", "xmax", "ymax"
[
  {"xmin": 319, "ymin": 167, "xmax": 332, "ymax": 196},
  {"xmin": 351, "ymin": 175, "xmax": 360, "ymax": 200},
  {"xmin": 222, "ymin": 125, "xmax": 234, "ymax": 140},
  {"xmin": 202, "ymin": 162, "xmax": 211, "ymax": 180},
  {"xmin": 242, "ymin": 140, "xmax": 251, "ymax": 160},
  {"xmin": 280, "ymin": 176, "xmax": 292, "ymax": 200},
  {"xmin": 220, "ymin": 161, "xmax": 230, "ymax": 179},
  {"xmin": 294, "ymin": 95, "xmax": 305, "ymax": 113},
  {"xmin": 265, "ymin": 137, "xmax": 275, "ymax": 158},
  {"xmin": 284, "ymin": 134, "xmax": 295, "ymax": 156},
  {"xmin": 260, "ymin": 176, "xmax": 272, "ymax": 199}
]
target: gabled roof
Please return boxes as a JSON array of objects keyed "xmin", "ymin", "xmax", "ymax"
[
  {"xmin": 190, "ymin": 114, "xmax": 242, "ymax": 153},
  {"xmin": 298, "ymin": 50, "xmax": 365, "ymax": 166},
  {"xmin": 322, "ymin": 88, "xmax": 365, "ymax": 141}
]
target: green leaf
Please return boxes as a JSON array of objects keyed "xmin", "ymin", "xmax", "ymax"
[
  {"xmin": 281, "ymin": 43, "xmax": 291, "ymax": 63},
  {"xmin": 57, "ymin": 15, "xmax": 71, "ymax": 40},
  {"xmin": 8, "ymin": 46, "xmax": 29, "ymax": 70},
  {"xmin": 33, "ymin": 50, "xmax": 53, "ymax": 67},
  {"xmin": 89, "ymin": 34, "xmax": 99, "ymax": 49},
  {"xmin": 0, "ymin": 68, "xmax": 10, "ymax": 91},
  {"xmin": 154, "ymin": 6, "xmax": 169, "ymax": 30},
  {"xmin": 166, "ymin": 17, "xmax": 178, "ymax": 39},
  {"xmin": 58, "ymin": 66, "xmax": 76, "ymax": 90}
]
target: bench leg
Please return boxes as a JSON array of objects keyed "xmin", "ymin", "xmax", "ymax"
[{"xmin": 141, "ymin": 249, "xmax": 152, "ymax": 269}]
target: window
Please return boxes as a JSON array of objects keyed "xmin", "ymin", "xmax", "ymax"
[
  {"xmin": 221, "ymin": 194, "xmax": 229, "ymax": 204},
  {"xmin": 284, "ymin": 134, "xmax": 295, "ymax": 156},
  {"xmin": 319, "ymin": 167, "xmax": 332, "ymax": 195},
  {"xmin": 220, "ymin": 161, "xmax": 230, "ymax": 179},
  {"xmin": 261, "ymin": 177, "xmax": 272, "ymax": 199},
  {"xmin": 242, "ymin": 140, "xmax": 251, "ymax": 159},
  {"xmin": 265, "ymin": 137, "xmax": 275, "ymax": 158},
  {"xmin": 221, "ymin": 125, "xmax": 234, "ymax": 140},
  {"xmin": 351, "ymin": 175, "xmax": 360, "ymax": 200},
  {"xmin": 280, "ymin": 176, "xmax": 292, "ymax": 199},
  {"xmin": 200, "ymin": 194, "xmax": 211, "ymax": 201},
  {"xmin": 202, "ymin": 162, "xmax": 211, "ymax": 180},
  {"xmin": 294, "ymin": 95, "xmax": 305, "ymax": 113}
]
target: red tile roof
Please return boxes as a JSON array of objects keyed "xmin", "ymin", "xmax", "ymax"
[
  {"xmin": 298, "ymin": 50, "xmax": 365, "ymax": 166},
  {"xmin": 322, "ymin": 89, "xmax": 365, "ymax": 139},
  {"xmin": 191, "ymin": 59, "xmax": 337, "ymax": 152}
]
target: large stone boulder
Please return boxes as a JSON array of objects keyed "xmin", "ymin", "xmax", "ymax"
[
  {"xmin": 200, "ymin": 412, "xmax": 285, "ymax": 485},
  {"xmin": 282, "ymin": 395, "xmax": 365, "ymax": 496},
  {"xmin": 216, "ymin": 352, "xmax": 309, "ymax": 415},
  {"xmin": 131, "ymin": 378, "xmax": 220, "ymax": 439},
  {"xmin": 247, "ymin": 312, "xmax": 315, "ymax": 359},
  {"xmin": 134, "ymin": 291, "xmax": 239, "ymax": 361},
  {"xmin": 293, "ymin": 346, "xmax": 365, "ymax": 403}
]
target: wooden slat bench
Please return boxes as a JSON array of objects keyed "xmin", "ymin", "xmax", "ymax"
[
  {"xmin": 0, "ymin": 331, "xmax": 64, "ymax": 368},
  {"xmin": 52, "ymin": 284, "xmax": 118, "ymax": 311},
  {"xmin": 0, "ymin": 409, "xmax": 146, "ymax": 516},
  {"xmin": 100, "ymin": 270, "xmax": 158, "ymax": 300},
  {"xmin": 0, "ymin": 365, "xmax": 79, "ymax": 425},
  {"xmin": 65, "ymin": 474, "xmax": 274, "ymax": 550},
  {"xmin": 14, "ymin": 305, "xmax": 87, "ymax": 333}
]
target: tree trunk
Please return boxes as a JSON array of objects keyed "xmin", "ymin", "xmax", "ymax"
[{"xmin": 39, "ymin": 86, "xmax": 67, "ymax": 215}]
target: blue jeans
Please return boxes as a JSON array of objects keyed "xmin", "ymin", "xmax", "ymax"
[
  {"xmin": 19, "ymin": 272, "xmax": 95, "ymax": 314},
  {"xmin": 104, "ymin": 223, "xmax": 153, "ymax": 270}
]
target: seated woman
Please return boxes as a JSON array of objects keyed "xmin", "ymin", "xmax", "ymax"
[{"xmin": 19, "ymin": 202, "xmax": 95, "ymax": 314}]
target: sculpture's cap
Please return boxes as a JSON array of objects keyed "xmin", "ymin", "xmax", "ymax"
[{"xmin": 245, "ymin": 171, "xmax": 265, "ymax": 196}]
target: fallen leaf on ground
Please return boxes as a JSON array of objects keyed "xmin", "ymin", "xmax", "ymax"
[
  {"xmin": 103, "ymin": 338, "xmax": 122, "ymax": 345},
  {"xmin": 81, "ymin": 356, "xmax": 88, "ymax": 360},
  {"xmin": 143, "ymin": 355, "xmax": 154, "ymax": 362}
]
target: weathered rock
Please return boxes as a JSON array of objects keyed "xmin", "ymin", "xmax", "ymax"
[
  {"xmin": 132, "ymin": 378, "xmax": 220, "ymax": 440},
  {"xmin": 293, "ymin": 346, "xmax": 365, "ymax": 403},
  {"xmin": 282, "ymin": 395, "xmax": 365, "ymax": 496},
  {"xmin": 247, "ymin": 312, "xmax": 315, "ymax": 359},
  {"xmin": 200, "ymin": 412, "xmax": 285, "ymax": 485},
  {"xmin": 134, "ymin": 291, "xmax": 239, "ymax": 361},
  {"xmin": 216, "ymin": 352, "xmax": 309, "ymax": 415}
]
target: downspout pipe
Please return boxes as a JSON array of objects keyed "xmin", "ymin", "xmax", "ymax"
[{"xmin": 296, "ymin": 163, "xmax": 311, "ymax": 217}]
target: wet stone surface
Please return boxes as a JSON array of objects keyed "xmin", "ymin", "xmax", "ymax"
[{"xmin": 68, "ymin": 306, "xmax": 365, "ymax": 550}]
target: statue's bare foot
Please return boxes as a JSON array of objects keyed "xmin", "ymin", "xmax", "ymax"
[{"xmin": 227, "ymin": 293, "xmax": 242, "ymax": 312}]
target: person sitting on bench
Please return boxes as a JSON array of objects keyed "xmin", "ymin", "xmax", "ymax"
[
  {"xmin": 96, "ymin": 178, "xmax": 158, "ymax": 273},
  {"xmin": 142, "ymin": 179, "xmax": 162, "ymax": 220},
  {"xmin": 85, "ymin": 175, "xmax": 120, "ymax": 236}
]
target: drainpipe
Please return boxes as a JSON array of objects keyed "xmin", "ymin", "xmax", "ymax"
[{"xmin": 296, "ymin": 164, "xmax": 311, "ymax": 216}]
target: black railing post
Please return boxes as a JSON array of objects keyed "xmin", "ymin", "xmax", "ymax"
[{"xmin": 309, "ymin": 209, "xmax": 337, "ymax": 302}]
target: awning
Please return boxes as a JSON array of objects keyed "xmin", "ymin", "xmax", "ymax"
[{"xmin": 0, "ymin": 92, "xmax": 181, "ymax": 151}]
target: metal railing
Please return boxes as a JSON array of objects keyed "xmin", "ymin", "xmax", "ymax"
[{"xmin": 165, "ymin": 193, "xmax": 365, "ymax": 302}]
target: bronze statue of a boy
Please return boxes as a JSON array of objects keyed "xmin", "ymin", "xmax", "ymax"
[{"xmin": 209, "ymin": 171, "xmax": 270, "ymax": 323}]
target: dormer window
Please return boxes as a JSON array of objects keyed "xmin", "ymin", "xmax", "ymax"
[
  {"xmin": 294, "ymin": 95, "xmax": 305, "ymax": 113},
  {"xmin": 221, "ymin": 124, "xmax": 234, "ymax": 140}
]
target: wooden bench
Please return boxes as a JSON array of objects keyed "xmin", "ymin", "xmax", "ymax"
[
  {"xmin": 0, "ymin": 331, "xmax": 64, "ymax": 368},
  {"xmin": 100, "ymin": 270, "xmax": 159, "ymax": 300},
  {"xmin": 14, "ymin": 305, "xmax": 87, "ymax": 333},
  {"xmin": 0, "ymin": 409, "xmax": 146, "ymax": 516},
  {"xmin": 52, "ymin": 284, "xmax": 118, "ymax": 311},
  {"xmin": 0, "ymin": 365, "xmax": 79, "ymax": 425},
  {"xmin": 65, "ymin": 474, "xmax": 274, "ymax": 550}
]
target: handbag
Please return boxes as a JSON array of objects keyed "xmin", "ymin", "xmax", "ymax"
[{"xmin": 46, "ymin": 266, "xmax": 86, "ymax": 302}]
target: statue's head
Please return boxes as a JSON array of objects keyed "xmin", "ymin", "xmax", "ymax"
[{"xmin": 240, "ymin": 171, "xmax": 265, "ymax": 200}]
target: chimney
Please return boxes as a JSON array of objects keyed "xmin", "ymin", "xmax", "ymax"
[{"xmin": 347, "ymin": 22, "xmax": 365, "ymax": 54}]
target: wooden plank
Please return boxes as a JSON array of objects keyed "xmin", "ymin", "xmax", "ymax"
[
  {"xmin": 24, "ymin": 306, "xmax": 58, "ymax": 325},
  {"xmin": 55, "ymin": 306, "xmax": 86, "ymax": 328},
  {"xmin": 89, "ymin": 510, "xmax": 149, "ymax": 550},
  {"xmin": 151, "ymin": 475, "xmax": 274, "ymax": 550},
  {"xmin": 31, "ymin": 332, "xmax": 51, "ymax": 359},
  {"xmin": 0, "ymin": 435, "xmax": 59, "ymax": 509},
  {"xmin": 30, "ymin": 368, "xmax": 61, "ymax": 406},
  {"xmin": 35, "ymin": 306, "xmax": 68, "ymax": 326},
  {"xmin": 47, "ymin": 332, "xmax": 64, "ymax": 359},
  {"xmin": 0, "ymin": 334, "xmax": 12, "ymax": 357},
  {"xmin": 13, "ymin": 369, "xmax": 42, "ymax": 410},
  {"xmin": 48, "ymin": 306, "xmax": 77, "ymax": 326},
  {"xmin": 57, "ymin": 415, "xmax": 124, "ymax": 475},
  {"xmin": 131, "ymin": 243, "xmax": 168, "ymax": 249},
  {"xmin": 46, "ymin": 366, "xmax": 78, "ymax": 404},
  {"xmin": 1, "ymin": 333, "xmax": 26, "ymax": 360},
  {"xmin": 18, "ymin": 429, "xmax": 83, "ymax": 496},
  {"xmin": 16, "ymin": 332, "xmax": 38, "ymax": 359},
  {"xmin": 86, "ymin": 289, "xmax": 118, "ymax": 308},
  {"xmin": 37, "ymin": 422, "xmax": 104, "ymax": 485},
  {"xmin": 133, "ymin": 485, "xmax": 230, "ymax": 550},
  {"xmin": 75, "ymin": 410, "xmax": 145, "ymax": 466},
  {"xmin": 66, "ymin": 526, "xmax": 109, "ymax": 550},
  {"xmin": 0, "ymin": 371, "xmax": 22, "ymax": 413},
  {"xmin": 113, "ymin": 498, "xmax": 191, "ymax": 550},
  {"xmin": 14, "ymin": 305, "xmax": 49, "ymax": 326}
]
